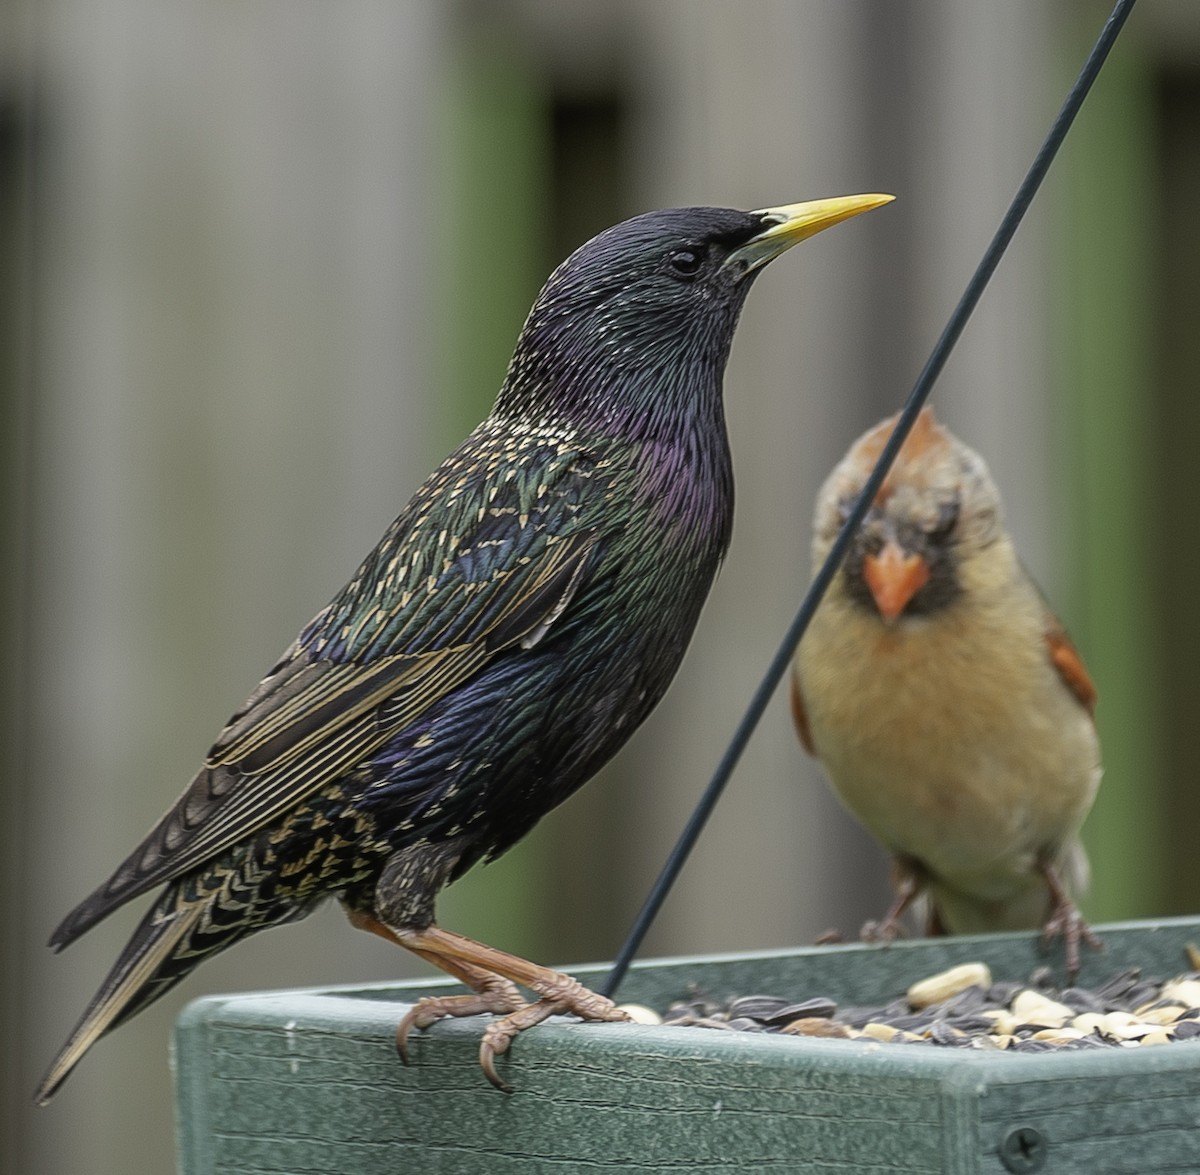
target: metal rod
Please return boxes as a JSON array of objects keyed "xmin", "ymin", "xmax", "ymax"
[{"xmin": 602, "ymin": 0, "xmax": 1138, "ymax": 999}]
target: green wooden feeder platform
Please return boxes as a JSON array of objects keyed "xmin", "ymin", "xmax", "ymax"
[{"xmin": 175, "ymin": 916, "xmax": 1200, "ymax": 1174}]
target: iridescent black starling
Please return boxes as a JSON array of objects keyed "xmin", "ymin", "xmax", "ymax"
[{"xmin": 37, "ymin": 193, "xmax": 892, "ymax": 1101}]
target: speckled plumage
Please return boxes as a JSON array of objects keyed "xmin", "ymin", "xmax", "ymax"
[{"xmin": 39, "ymin": 197, "xmax": 892, "ymax": 1100}]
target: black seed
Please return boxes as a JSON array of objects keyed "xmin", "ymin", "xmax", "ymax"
[
  {"xmin": 1095, "ymin": 968, "xmax": 1142, "ymax": 1000},
  {"xmin": 1123, "ymin": 981, "xmax": 1162, "ymax": 1008},
  {"xmin": 886, "ymin": 1014, "xmax": 937, "ymax": 1032},
  {"xmin": 1028, "ymin": 966, "xmax": 1056, "ymax": 991},
  {"xmin": 762, "ymin": 998, "xmax": 837, "ymax": 1025},
  {"xmin": 928, "ymin": 1021, "xmax": 965, "ymax": 1046},
  {"xmin": 1059, "ymin": 987, "xmax": 1105, "ymax": 1013},
  {"xmin": 838, "ymin": 1005, "xmax": 888, "ymax": 1029},
  {"xmin": 940, "ymin": 985, "xmax": 987, "ymax": 1016},
  {"xmin": 988, "ymin": 981, "xmax": 1024, "ymax": 1006},
  {"xmin": 728, "ymin": 995, "xmax": 791, "ymax": 1021},
  {"xmin": 1174, "ymin": 1020, "xmax": 1200, "ymax": 1040},
  {"xmin": 1059, "ymin": 1037, "xmax": 1108, "ymax": 1051}
]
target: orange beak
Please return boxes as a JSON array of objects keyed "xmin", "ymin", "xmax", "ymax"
[{"xmin": 862, "ymin": 540, "xmax": 930, "ymax": 622}]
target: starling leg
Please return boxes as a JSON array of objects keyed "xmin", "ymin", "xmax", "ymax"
[
  {"xmin": 1038, "ymin": 856, "xmax": 1103, "ymax": 978},
  {"xmin": 395, "ymin": 925, "xmax": 629, "ymax": 1090},
  {"xmin": 345, "ymin": 909, "xmax": 528, "ymax": 1062},
  {"xmin": 347, "ymin": 911, "xmax": 628, "ymax": 1089},
  {"xmin": 393, "ymin": 945, "xmax": 527, "ymax": 1069},
  {"xmin": 861, "ymin": 857, "xmax": 924, "ymax": 943}
]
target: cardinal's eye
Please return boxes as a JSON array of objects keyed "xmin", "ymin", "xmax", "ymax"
[
  {"xmin": 931, "ymin": 500, "xmax": 960, "ymax": 538},
  {"xmin": 667, "ymin": 248, "xmax": 704, "ymax": 278},
  {"xmin": 839, "ymin": 497, "xmax": 877, "ymax": 526}
]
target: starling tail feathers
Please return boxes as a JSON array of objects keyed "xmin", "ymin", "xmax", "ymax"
[{"xmin": 36, "ymin": 898, "xmax": 204, "ymax": 1104}]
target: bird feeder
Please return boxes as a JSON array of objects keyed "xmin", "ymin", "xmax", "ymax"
[{"xmin": 175, "ymin": 915, "xmax": 1200, "ymax": 1173}]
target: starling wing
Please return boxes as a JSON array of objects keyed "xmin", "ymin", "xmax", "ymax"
[{"xmin": 50, "ymin": 434, "xmax": 606, "ymax": 951}]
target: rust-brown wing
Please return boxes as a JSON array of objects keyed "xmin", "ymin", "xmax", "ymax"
[
  {"xmin": 1044, "ymin": 612, "xmax": 1097, "ymax": 718},
  {"xmin": 789, "ymin": 668, "xmax": 816, "ymax": 755}
]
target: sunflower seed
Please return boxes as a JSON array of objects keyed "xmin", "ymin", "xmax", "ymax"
[
  {"xmin": 763, "ymin": 998, "xmax": 837, "ymax": 1025},
  {"xmin": 940, "ymin": 985, "xmax": 988, "ymax": 1016},
  {"xmin": 1011, "ymin": 990, "xmax": 1074, "ymax": 1027},
  {"xmin": 1095, "ymin": 968, "xmax": 1142, "ymax": 1000},
  {"xmin": 907, "ymin": 963, "xmax": 992, "ymax": 1009},
  {"xmin": 1162, "ymin": 979, "xmax": 1200, "ymax": 1008},
  {"xmin": 1060, "ymin": 987, "xmax": 1106, "ymax": 1014},
  {"xmin": 780, "ymin": 1017, "xmax": 850, "ymax": 1039},
  {"xmin": 727, "ymin": 995, "xmax": 791, "ymax": 1022}
]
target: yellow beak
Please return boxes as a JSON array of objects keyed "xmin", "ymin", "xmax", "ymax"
[{"xmin": 725, "ymin": 193, "xmax": 895, "ymax": 275}]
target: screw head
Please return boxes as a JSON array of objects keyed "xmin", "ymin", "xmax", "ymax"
[{"xmin": 999, "ymin": 1126, "xmax": 1047, "ymax": 1173}]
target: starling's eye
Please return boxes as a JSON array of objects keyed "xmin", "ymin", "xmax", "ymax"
[{"xmin": 667, "ymin": 248, "xmax": 704, "ymax": 278}]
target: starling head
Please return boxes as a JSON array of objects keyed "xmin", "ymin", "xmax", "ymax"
[{"xmin": 496, "ymin": 195, "xmax": 893, "ymax": 433}]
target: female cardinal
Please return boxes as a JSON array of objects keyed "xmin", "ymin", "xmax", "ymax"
[{"xmin": 791, "ymin": 407, "xmax": 1102, "ymax": 973}]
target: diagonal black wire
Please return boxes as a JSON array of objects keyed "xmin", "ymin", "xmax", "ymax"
[{"xmin": 602, "ymin": 0, "xmax": 1137, "ymax": 999}]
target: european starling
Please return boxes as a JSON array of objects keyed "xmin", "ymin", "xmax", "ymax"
[
  {"xmin": 791, "ymin": 407, "xmax": 1102, "ymax": 973},
  {"xmin": 37, "ymin": 193, "xmax": 892, "ymax": 1102}
]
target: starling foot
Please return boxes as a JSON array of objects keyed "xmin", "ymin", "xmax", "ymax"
[
  {"xmin": 347, "ymin": 906, "xmax": 528, "ymax": 1064},
  {"xmin": 1039, "ymin": 858, "xmax": 1103, "ymax": 978},
  {"xmin": 475, "ymin": 970, "xmax": 633, "ymax": 1090},
  {"xmin": 353, "ymin": 915, "xmax": 630, "ymax": 1088},
  {"xmin": 396, "ymin": 981, "xmax": 527, "ymax": 1067},
  {"xmin": 478, "ymin": 998, "xmax": 572, "ymax": 1091}
]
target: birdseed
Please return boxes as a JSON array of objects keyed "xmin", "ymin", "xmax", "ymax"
[{"xmin": 661, "ymin": 952, "xmax": 1200, "ymax": 1053}]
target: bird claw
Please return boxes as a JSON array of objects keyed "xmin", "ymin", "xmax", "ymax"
[
  {"xmin": 860, "ymin": 859, "xmax": 923, "ymax": 944},
  {"xmin": 386, "ymin": 926, "xmax": 630, "ymax": 1089},
  {"xmin": 394, "ymin": 968, "xmax": 630, "ymax": 1090},
  {"xmin": 396, "ymin": 981, "xmax": 526, "ymax": 1064},
  {"xmin": 478, "ymin": 998, "xmax": 568, "ymax": 1092},
  {"xmin": 814, "ymin": 927, "xmax": 847, "ymax": 945},
  {"xmin": 1041, "ymin": 899, "xmax": 1104, "ymax": 979},
  {"xmin": 477, "ymin": 982, "xmax": 631, "ymax": 1092},
  {"xmin": 861, "ymin": 917, "xmax": 908, "ymax": 944},
  {"xmin": 1038, "ymin": 858, "xmax": 1104, "ymax": 979}
]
